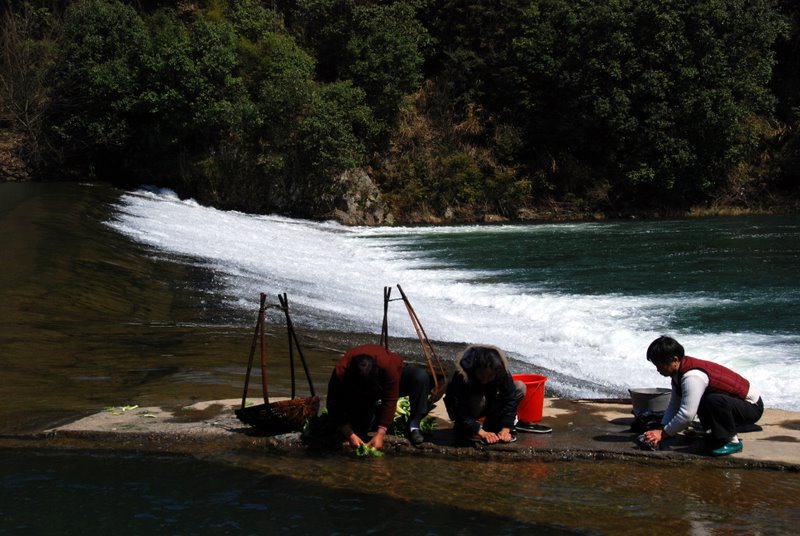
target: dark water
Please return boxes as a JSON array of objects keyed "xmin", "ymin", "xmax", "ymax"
[
  {"xmin": 2, "ymin": 448, "xmax": 799, "ymax": 535},
  {"xmin": 1, "ymin": 182, "xmax": 798, "ymax": 535},
  {"xmin": 0, "ymin": 183, "xmax": 266, "ymax": 432}
]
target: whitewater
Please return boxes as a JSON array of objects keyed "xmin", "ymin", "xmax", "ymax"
[{"xmin": 107, "ymin": 188, "xmax": 800, "ymax": 410}]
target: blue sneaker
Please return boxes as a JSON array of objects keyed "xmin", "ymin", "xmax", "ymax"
[{"xmin": 710, "ymin": 440, "xmax": 743, "ymax": 457}]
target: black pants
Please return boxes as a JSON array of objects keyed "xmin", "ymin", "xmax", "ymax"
[
  {"xmin": 341, "ymin": 366, "xmax": 431, "ymax": 437},
  {"xmin": 449, "ymin": 381, "xmax": 526, "ymax": 437},
  {"xmin": 401, "ymin": 366, "xmax": 432, "ymax": 423},
  {"xmin": 697, "ymin": 393, "xmax": 763, "ymax": 445}
]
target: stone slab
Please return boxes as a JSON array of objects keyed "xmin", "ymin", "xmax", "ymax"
[{"xmin": 27, "ymin": 397, "xmax": 800, "ymax": 470}]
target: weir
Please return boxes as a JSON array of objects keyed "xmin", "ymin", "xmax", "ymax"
[{"xmin": 18, "ymin": 397, "xmax": 799, "ymax": 471}]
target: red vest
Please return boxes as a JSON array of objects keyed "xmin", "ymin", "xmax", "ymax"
[{"xmin": 679, "ymin": 355, "xmax": 749, "ymax": 399}]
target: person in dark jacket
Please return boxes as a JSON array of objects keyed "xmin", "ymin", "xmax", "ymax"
[
  {"xmin": 444, "ymin": 344, "xmax": 525, "ymax": 445},
  {"xmin": 643, "ymin": 335, "xmax": 763, "ymax": 456},
  {"xmin": 326, "ymin": 343, "xmax": 431, "ymax": 450}
]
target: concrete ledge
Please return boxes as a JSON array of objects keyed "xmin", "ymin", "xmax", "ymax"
[{"xmin": 7, "ymin": 397, "xmax": 796, "ymax": 470}]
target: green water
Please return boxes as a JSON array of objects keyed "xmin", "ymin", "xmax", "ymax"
[
  {"xmin": 369, "ymin": 216, "xmax": 800, "ymax": 333},
  {"xmin": 1, "ymin": 182, "xmax": 798, "ymax": 535}
]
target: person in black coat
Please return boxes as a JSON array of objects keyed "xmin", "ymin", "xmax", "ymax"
[{"xmin": 444, "ymin": 344, "xmax": 525, "ymax": 445}]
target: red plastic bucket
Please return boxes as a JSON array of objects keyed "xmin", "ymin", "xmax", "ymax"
[{"xmin": 512, "ymin": 373, "xmax": 547, "ymax": 423}]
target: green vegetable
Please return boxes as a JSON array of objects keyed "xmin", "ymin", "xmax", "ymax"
[
  {"xmin": 104, "ymin": 404, "xmax": 139, "ymax": 415},
  {"xmin": 420, "ymin": 416, "xmax": 437, "ymax": 434},
  {"xmin": 356, "ymin": 444, "xmax": 385, "ymax": 458},
  {"xmin": 395, "ymin": 397, "xmax": 410, "ymax": 416},
  {"xmin": 389, "ymin": 396, "xmax": 438, "ymax": 437},
  {"xmin": 389, "ymin": 396, "xmax": 411, "ymax": 436}
]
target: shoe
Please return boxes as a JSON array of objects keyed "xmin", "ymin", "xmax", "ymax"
[
  {"xmin": 516, "ymin": 421, "xmax": 553, "ymax": 434},
  {"xmin": 408, "ymin": 428, "xmax": 425, "ymax": 446},
  {"xmin": 710, "ymin": 440, "xmax": 743, "ymax": 457}
]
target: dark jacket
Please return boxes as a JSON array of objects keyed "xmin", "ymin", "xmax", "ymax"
[{"xmin": 444, "ymin": 345, "xmax": 521, "ymax": 435}]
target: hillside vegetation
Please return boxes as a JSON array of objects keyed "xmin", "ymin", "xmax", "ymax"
[{"xmin": 2, "ymin": 0, "xmax": 799, "ymax": 223}]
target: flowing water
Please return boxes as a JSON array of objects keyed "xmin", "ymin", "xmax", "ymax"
[
  {"xmin": 106, "ymin": 185, "xmax": 800, "ymax": 408},
  {"xmin": 1, "ymin": 182, "xmax": 799, "ymax": 535}
]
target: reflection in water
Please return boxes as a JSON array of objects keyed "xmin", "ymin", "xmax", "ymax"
[
  {"xmin": 0, "ymin": 449, "xmax": 581, "ymax": 536},
  {"xmin": 2, "ymin": 183, "xmax": 799, "ymax": 535},
  {"xmin": 0, "ymin": 183, "xmax": 328, "ymax": 433},
  {"xmin": 5, "ymin": 447, "xmax": 793, "ymax": 536}
]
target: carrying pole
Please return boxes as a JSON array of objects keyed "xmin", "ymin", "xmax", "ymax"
[
  {"xmin": 279, "ymin": 293, "xmax": 297, "ymax": 399},
  {"xmin": 240, "ymin": 293, "xmax": 267, "ymax": 412},
  {"xmin": 279, "ymin": 293, "xmax": 317, "ymax": 398},
  {"xmin": 259, "ymin": 292, "xmax": 270, "ymax": 405},
  {"xmin": 278, "ymin": 292, "xmax": 317, "ymax": 398},
  {"xmin": 381, "ymin": 284, "xmax": 448, "ymax": 402},
  {"xmin": 397, "ymin": 284, "xmax": 444, "ymax": 398},
  {"xmin": 380, "ymin": 286, "xmax": 392, "ymax": 348}
]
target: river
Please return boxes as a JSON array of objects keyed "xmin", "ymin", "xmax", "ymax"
[
  {"xmin": 106, "ymin": 184, "xmax": 800, "ymax": 408},
  {"xmin": 1, "ymin": 182, "xmax": 798, "ymax": 535}
]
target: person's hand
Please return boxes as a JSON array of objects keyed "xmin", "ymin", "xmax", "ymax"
[
  {"xmin": 367, "ymin": 427, "xmax": 386, "ymax": 450},
  {"xmin": 339, "ymin": 425, "xmax": 365, "ymax": 449},
  {"xmin": 478, "ymin": 429, "xmax": 500, "ymax": 444},
  {"xmin": 497, "ymin": 427, "xmax": 513, "ymax": 443},
  {"xmin": 643, "ymin": 428, "xmax": 666, "ymax": 447},
  {"xmin": 348, "ymin": 432, "xmax": 365, "ymax": 449}
]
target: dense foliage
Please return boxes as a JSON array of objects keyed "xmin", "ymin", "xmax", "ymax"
[{"xmin": 1, "ymin": 0, "xmax": 798, "ymax": 221}]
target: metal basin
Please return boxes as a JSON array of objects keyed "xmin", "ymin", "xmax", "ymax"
[{"xmin": 629, "ymin": 387, "xmax": 671, "ymax": 414}]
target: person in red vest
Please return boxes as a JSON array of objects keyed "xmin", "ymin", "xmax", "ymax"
[
  {"xmin": 326, "ymin": 343, "xmax": 431, "ymax": 450},
  {"xmin": 643, "ymin": 335, "xmax": 763, "ymax": 456}
]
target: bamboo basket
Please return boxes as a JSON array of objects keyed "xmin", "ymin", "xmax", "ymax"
[{"xmin": 235, "ymin": 293, "xmax": 319, "ymax": 434}]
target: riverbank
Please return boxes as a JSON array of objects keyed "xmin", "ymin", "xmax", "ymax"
[
  {"xmin": 8, "ymin": 396, "xmax": 797, "ymax": 471},
  {"xmin": 2, "ymin": 171, "xmax": 797, "ymax": 225}
]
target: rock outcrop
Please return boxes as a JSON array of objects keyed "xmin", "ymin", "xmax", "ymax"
[{"xmin": 333, "ymin": 169, "xmax": 394, "ymax": 226}]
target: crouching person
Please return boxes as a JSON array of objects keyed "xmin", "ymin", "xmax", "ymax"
[
  {"xmin": 444, "ymin": 345, "xmax": 525, "ymax": 446},
  {"xmin": 326, "ymin": 343, "xmax": 431, "ymax": 451},
  {"xmin": 643, "ymin": 335, "xmax": 764, "ymax": 456}
]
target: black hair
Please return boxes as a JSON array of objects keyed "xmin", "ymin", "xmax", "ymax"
[
  {"xmin": 344, "ymin": 354, "xmax": 380, "ymax": 396},
  {"xmin": 463, "ymin": 345, "xmax": 506, "ymax": 380},
  {"xmin": 646, "ymin": 335, "xmax": 685, "ymax": 366}
]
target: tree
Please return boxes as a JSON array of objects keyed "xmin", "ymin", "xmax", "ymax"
[
  {"xmin": 278, "ymin": 0, "xmax": 427, "ymax": 143},
  {"xmin": 771, "ymin": 0, "xmax": 800, "ymax": 194},
  {"xmin": 419, "ymin": 0, "xmax": 528, "ymax": 122},
  {"xmin": 0, "ymin": 3, "xmax": 59, "ymax": 171},
  {"xmin": 188, "ymin": 10, "xmax": 372, "ymax": 217},
  {"xmin": 513, "ymin": 0, "xmax": 787, "ymax": 211},
  {"xmin": 342, "ymin": 2, "xmax": 427, "ymax": 136},
  {"xmin": 45, "ymin": 0, "xmax": 152, "ymax": 178},
  {"xmin": 286, "ymin": 80, "xmax": 372, "ymax": 216}
]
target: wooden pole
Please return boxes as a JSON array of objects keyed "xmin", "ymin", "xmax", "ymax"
[{"xmin": 259, "ymin": 292, "xmax": 270, "ymax": 405}]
